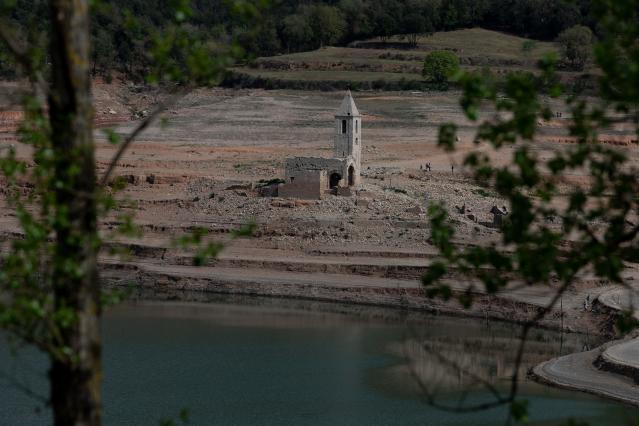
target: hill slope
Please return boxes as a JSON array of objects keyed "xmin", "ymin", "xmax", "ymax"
[{"xmin": 229, "ymin": 28, "xmax": 563, "ymax": 90}]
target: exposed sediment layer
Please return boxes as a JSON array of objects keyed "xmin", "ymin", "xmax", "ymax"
[
  {"xmin": 531, "ymin": 288, "xmax": 639, "ymax": 406},
  {"xmin": 102, "ymin": 260, "xmax": 584, "ymax": 331}
]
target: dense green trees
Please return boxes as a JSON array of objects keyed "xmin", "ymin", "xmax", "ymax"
[{"xmin": 0, "ymin": 0, "xmax": 598, "ymax": 80}]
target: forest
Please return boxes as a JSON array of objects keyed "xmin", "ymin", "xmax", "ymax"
[{"xmin": 1, "ymin": 0, "xmax": 595, "ymax": 80}]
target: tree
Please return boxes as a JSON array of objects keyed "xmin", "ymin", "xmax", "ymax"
[
  {"xmin": 422, "ymin": 50, "xmax": 460, "ymax": 85},
  {"xmin": 281, "ymin": 13, "xmax": 313, "ymax": 52},
  {"xmin": 339, "ymin": 0, "xmax": 373, "ymax": 41},
  {"xmin": 423, "ymin": 0, "xmax": 639, "ymax": 422},
  {"xmin": 374, "ymin": 12, "xmax": 396, "ymax": 42},
  {"xmin": 308, "ymin": 5, "xmax": 345, "ymax": 48},
  {"xmin": 556, "ymin": 25, "xmax": 594, "ymax": 71},
  {"xmin": 0, "ymin": 0, "xmax": 261, "ymax": 424},
  {"xmin": 401, "ymin": 13, "xmax": 429, "ymax": 47}
]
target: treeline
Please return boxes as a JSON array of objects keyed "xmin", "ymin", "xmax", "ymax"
[
  {"xmin": 1, "ymin": 0, "xmax": 594, "ymax": 80},
  {"xmin": 266, "ymin": 0, "xmax": 593, "ymax": 54}
]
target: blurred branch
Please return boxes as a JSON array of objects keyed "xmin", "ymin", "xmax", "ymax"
[
  {"xmin": 0, "ymin": 19, "xmax": 48, "ymax": 96},
  {"xmin": 0, "ymin": 367, "xmax": 48, "ymax": 405},
  {"xmin": 407, "ymin": 277, "xmax": 575, "ymax": 425},
  {"xmin": 99, "ymin": 89, "xmax": 187, "ymax": 187}
]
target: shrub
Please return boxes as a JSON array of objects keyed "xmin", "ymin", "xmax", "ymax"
[
  {"xmin": 386, "ymin": 187, "xmax": 408, "ymax": 194},
  {"xmin": 256, "ymin": 178, "xmax": 285, "ymax": 187},
  {"xmin": 556, "ymin": 25, "xmax": 593, "ymax": 71},
  {"xmin": 422, "ymin": 51, "xmax": 460, "ymax": 86},
  {"xmin": 372, "ymin": 78, "xmax": 387, "ymax": 90}
]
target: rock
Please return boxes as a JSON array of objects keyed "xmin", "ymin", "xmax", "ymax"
[
  {"xmin": 295, "ymin": 200, "xmax": 314, "ymax": 207},
  {"xmin": 146, "ymin": 174, "xmax": 183, "ymax": 185},
  {"xmin": 355, "ymin": 198, "xmax": 370, "ymax": 207},
  {"xmin": 258, "ymin": 184, "xmax": 279, "ymax": 198},
  {"xmin": 467, "ymin": 214, "xmax": 476, "ymax": 222},
  {"xmin": 111, "ymin": 174, "xmax": 143, "ymax": 186},
  {"xmin": 406, "ymin": 206, "xmax": 422, "ymax": 214}
]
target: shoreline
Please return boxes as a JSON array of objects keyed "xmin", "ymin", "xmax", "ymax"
[
  {"xmin": 103, "ymin": 260, "xmax": 607, "ymax": 335},
  {"xmin": 103, "ymin": 259, "xmax": 639, "ymax": 408}
]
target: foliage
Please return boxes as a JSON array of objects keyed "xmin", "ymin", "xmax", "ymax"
[
  {"xmin": 423, "ymin": 0, "xmax": 639, "ymax": 421},
  {"xmin": 556, "ymin": 25, "xmax": 594, "ymax": 70},
  {"xmin": 308, "ymin": 5, "xmax": 346, "ymax": 48},
  {"xmin": 0, "ymin": 0, "xmax": 262, "ymax": 424},
  {"xmin": 0, "ymin": 0, "xmax": 598, "ymax": 79},
  {"xmin": 422, "ymin": 51, "xmax": 460, "ymax": 85}
]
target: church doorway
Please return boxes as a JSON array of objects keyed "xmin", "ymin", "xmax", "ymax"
[
  {"xmin": 348, "ymin": 165, "xmax": 355, "ymax": 186},
  {"xmin": 329, "ymin": 172, "xmax": 342, "ymax": 188}
]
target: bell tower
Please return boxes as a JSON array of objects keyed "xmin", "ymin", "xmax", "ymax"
[{"xmin": 334, "ymin": 90, "xmax": 362, "ymax": 175}]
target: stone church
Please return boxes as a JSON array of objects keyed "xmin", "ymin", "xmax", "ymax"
[{"xmin": 279, "ymin": 91, "xmax": 362, "ymax": 199}]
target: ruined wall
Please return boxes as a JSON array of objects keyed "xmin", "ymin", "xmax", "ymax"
[
  {"xmin": 285, "ymin": 157, "xmax": 345, "ymax": 176},
  {"xmin": 279, "ymin": 169, "xmax": 327, "ymax": 200}
]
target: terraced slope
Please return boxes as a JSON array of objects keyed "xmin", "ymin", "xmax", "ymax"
[{"xmin": 231, "ymin": 28, "xmax": 565, "ymax": 88}]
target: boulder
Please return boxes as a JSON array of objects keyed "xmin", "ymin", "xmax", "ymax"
[{"xmin": 355, "ymin": 198, "xmax": 370, "ymax": 207}]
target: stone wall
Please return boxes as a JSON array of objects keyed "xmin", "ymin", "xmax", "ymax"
[
  {"xmin": 284, "ymin": 156, "xmax": 348, "ymax": 188},
  {"xmin": 285, "ymin": 157, "xmax": 345, "ymax": 175},
  {"xmin": 278, "ymin": 169, "xmax": 327, "ymax": 200}
]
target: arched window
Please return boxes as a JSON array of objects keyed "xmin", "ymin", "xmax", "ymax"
[
  {"xmin": 355, "ymin": 120, "xmax": 358, "ymax": 132},
  {"xmin": 341, "ymin": 120, "xmax": 347, "ymax": 134}
]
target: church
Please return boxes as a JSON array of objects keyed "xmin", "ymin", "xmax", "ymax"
[{"xmin": 278, "ymin": 91, "xmax": 362, "ymax": 200}]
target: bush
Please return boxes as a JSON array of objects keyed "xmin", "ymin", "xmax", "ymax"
[
  {"xmin": 256, "ymin": 178, "xmax": 285, "ymax": 187},
  {"xmin": 422, "ymin": 51, "xmax": 460, "ymax": 86},
  {"xmin": 556, "ymin": 25, "xmax": 593, "ymax": 71},
  {"xmin": 372, "ymin": 78, "xmax": 387, "ymax": 90}
]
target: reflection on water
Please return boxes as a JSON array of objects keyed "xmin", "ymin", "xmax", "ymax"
[{"xmin": 1, "ymin": 293, "xmax": 637, "ymax": 426}]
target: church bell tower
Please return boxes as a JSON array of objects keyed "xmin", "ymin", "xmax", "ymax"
[{"xmin": 334, "ymin": 90, "xmax": 362, "ymax": 176}]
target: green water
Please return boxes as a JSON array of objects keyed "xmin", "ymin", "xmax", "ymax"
[{"xmin": 1, "ymin": 294, "xmax": 637, "ymax": 425}]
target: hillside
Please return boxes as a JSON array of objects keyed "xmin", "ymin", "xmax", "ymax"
[{"xmin": 227, "ymin": 28, "xmax": 581, "ymax": 91}]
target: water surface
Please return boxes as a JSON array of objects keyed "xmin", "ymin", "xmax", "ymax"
[{"xmin": 1, "ymin": 295, "xmax": 637, "ymax": 425}]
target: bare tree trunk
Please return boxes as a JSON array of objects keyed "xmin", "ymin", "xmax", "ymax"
[{"xmin": 47, "ymin": 1, "xmax": 101, "ymax": 425}]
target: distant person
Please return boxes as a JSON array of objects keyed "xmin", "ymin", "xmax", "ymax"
[
  {"xmin": 451, "ymin": 165, "xmax": 454, "ymax": 174},
  {"xmin": 427, "ymin": 162, "xmax": 431, "ymax": 171}
]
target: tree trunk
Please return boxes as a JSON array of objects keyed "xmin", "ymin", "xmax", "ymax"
[{"xmin": 47, "ymin": 1, "xmax": 102, "ymax": 425}]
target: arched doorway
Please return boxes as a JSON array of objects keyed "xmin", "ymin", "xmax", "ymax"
[
  {"xmin": 329, "ymin": 172, "xmax": 341, "ymax": 188},
  {"xmin": 348, "ymin": 165, "xmax": 355, "ymax": 186}
]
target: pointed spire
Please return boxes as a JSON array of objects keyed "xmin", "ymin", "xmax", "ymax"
[{"xmin": 335, "ymin": 90, "xmax": 360, "ymax": 117}]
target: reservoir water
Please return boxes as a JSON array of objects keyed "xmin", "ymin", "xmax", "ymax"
[{"xmin": 2, "ymin": 294, "xmax": 637, "ymax": 425}]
